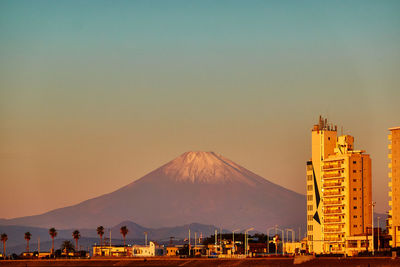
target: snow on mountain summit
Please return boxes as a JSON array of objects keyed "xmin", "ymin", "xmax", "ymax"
[{"xmin": 159, "ymin": 151, "xmax": 259, "ymax": 185}]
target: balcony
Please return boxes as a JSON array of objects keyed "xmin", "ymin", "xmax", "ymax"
[
  {"xmin": 324, "ymin": 209, "xmax": 344, "ymax": 215},
  {"xmin": 389, "ymin": 181, "xmax": 392, "ymax": 187},
  {"xmin": 389, "ymin": 144, "xmax": 392, "ymax": 150},
  {"xmin": 324, "ymin": 201, "xmax": 343, "ymax": 206},
  {"xmin": 389, "ymin": 191, "xmax": 392, "ymax": 197},
  {"xmin": 324, "ymin": 228, "xmax": 343, "ymax": 233},
  {"xmin": 323, "ymin": 165, "xmax": 343, "ymax": 170},
  {"xmin": 323, "ymin": 172, "xmax": 342, "ymax": 178},
  {"xmin": 389, "ymin": 163, "xmax": 392, "ymax": 169},
  {"xmin": 324, "ymin": 219, "xmax": 343, "ymax": 223},
  {"xmin": 323, "ymin": 182, "xmax": 343, "ymax": 188},
  {"xmin": 389, "ymin": 154, "xmax": 392, "ymax": 159},
  {"xmin": 389, "ymin": 134, "xmax": 392, "ymax": 140},
  {"xmin": 324, "ymin": 240, "xmax": 343, "ymax": 242},
  {"xmin": 323, "ymin": 191, "xmax": 343, "ymax": 197},
  {"xmin": 389, "ymin": 200, "xmax": 393, "ymax": 206}
]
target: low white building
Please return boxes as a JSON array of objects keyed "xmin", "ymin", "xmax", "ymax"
[{"xmin": 132, "ymin": 241, "xmax": 164, "ymax": 257}]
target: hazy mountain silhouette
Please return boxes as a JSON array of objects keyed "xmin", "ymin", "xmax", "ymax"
[{"xmin": 0, "ymin": 151, "xmax": 306, "ymax": 231}]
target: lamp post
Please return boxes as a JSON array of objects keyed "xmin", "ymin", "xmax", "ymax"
[
  {"xmin": 286, "ymin": 229, "xmax": 294, "ymax": 243},
  {"xmin": 232, "ymin": 229, "xmax": 240, "ymax": 255},
  {"xmin": 245, "ymin": 227, "xmax": 254, "ymax": 257},
  {"xmin": 377, "ymin": 217, "xmax": 380, "ymax": 252},
  {"xmin": 370, "ymin": 201, "xmax": 376, "ymax": 255}
]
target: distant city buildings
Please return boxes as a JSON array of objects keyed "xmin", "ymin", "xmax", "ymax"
[
  {"xmin": 306, "ymin": 116, "xmax": 372, "ymax": 255},
  {"xmin": 388, "ymin": 127, "xmax": 400, "ymax": 248}
]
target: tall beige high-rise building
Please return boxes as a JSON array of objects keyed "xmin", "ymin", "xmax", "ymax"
[
  {"xmin": 388, "ymin": 127, "xmax": 400, "ymax": 248},
  {"xmin": 306, "ymin": 117, "xmax": 372, "ymax": 255}
]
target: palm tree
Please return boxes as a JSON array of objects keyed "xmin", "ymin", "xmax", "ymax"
[
  {"xmin": 1, "ymin": 233, "xmax": 8, "ymax": 259},
  {"xmin": 120, "ymin": 226, "xmax": 128, "ymax": 247},
  {"xmin": 24, "ymin": 232, "xmax": 32, "ymax": 253},
  {"xmin": 97, "ymin": 226, "xmax": 104, "ymax": 248},
  {"xmin": 49, "ymin": 228, "xmax": 57, "ymax": 253},
  {"xmin": 72, "ymin": 230, "xmax": 81, "ymax": 252}
]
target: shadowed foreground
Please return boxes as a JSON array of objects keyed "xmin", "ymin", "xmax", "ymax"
[{"xmin": 1, "ymin": 258, "xmax": 400, "ymax": 267}]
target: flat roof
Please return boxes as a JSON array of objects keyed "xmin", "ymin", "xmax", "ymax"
[{"xmin": 389, "ymin": 126, "xmax": 400, "ymax": 131}]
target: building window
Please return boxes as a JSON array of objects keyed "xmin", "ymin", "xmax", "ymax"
[
  {"xmin": 308, "ymin": 205, "xmax": 313, "ymax": 211},
  {"xmin": 307, "ymin": 195, "xmax": 313, "ymax": 201},
  {"xmin": 307, "ymin": 175, "xmax": 313, "ymax": 181},
  {"xmin": 353, "ymin": 197, "xmax": 357, "ymax": 200},
  {"xmin": 353, "ymin": 170, "xmax": 357, "ymax": 173},
  {"xmin": 308, "ymin": 215, "xmax": 313, "ymax": 221},
  {"xmin": 353, "ymin": 215, "xmax": 357, "ymax": 218},
  {"xmin": 353, "ymin": 161, "xmax": 357, "ymax": 164},
  {"xmin": 353, "ymin": 179, "xmax": 357, "ymax": 182},
  {"xmin": 353, "ymin": 206, "xmax": 357, "ymax": 209},
  {"xmin": 308, "ymin": 185, "xmax": 313, "ymax": 191},
  {"xmin": 353, "ymin": 188, "xmax": 357, "ymax": 191},
  {"xmin": 354, "ymin": 225, "xmax": 357, "ymax": 228}
]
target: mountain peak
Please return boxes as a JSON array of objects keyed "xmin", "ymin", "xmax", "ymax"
[{"xmin": 158, "ymin": 151, "xmax": 255, "ymax": 185}]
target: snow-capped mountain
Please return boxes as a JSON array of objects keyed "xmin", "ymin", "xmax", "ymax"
[{"xmin": 0, "ymin": 151, "xmax": 305, "ymax": 231}]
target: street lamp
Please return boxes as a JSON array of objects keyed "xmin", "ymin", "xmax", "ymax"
[
  {"xmin": 144, "ymin": 232, "xmax": 148, "ymax": 246},
  {"xmin": 377, "ymin": 217, "xmax": 380, "ymax": 252},
  {"xmin": 245, "ymin": 227, "xmax": 254, "ymax": 257},
  {"xmin": 370, "ymin": 201, "xmax": 376, "ymax": 255},
  {"xmin": 232, "ymin": 229, "xmax": 240, "ymax": 255}
]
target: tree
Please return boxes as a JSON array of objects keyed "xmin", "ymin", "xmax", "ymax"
[
  {"xmin": 24, "ymin": 232, "xmax": 32, "ymax": 253},
  {"xmin": 72, "ymin": 230, "xmax": 81, "ymax": 252},
  {"xmin": 120, "ymin": 226, "xmax": 128, "ymax": 247},
  {"xmin": 1, "ymin": 233, "xmax": 8, "ymax": 258},
  {"xmin": 97, "ymin": 226, "xmax": 104, "ymax": 248},
  {"xmin": 61, "ymin": 240, "xmax": 75, "ymax": 255},
  {"xmin": 49, "ymin": 228, "xmax": 57, "ymax": 253}
]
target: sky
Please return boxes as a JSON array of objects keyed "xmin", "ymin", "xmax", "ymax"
[{"xmin": 1, "ymin": 0, "xmax": 399, "ymax": 218}]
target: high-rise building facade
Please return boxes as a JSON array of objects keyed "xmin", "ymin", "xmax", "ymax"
[
  {"xmin": 306, "ymin": 117, "xmax": 372, "ymax": 254},
  {"xmin": 388, "ymin": 127, "xmax": 400, "ymax": 247}
]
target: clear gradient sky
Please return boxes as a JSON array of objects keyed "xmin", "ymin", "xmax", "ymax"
[{"xmin": 1, "ymin": 0, "xmax": 399, "ymax": 218}]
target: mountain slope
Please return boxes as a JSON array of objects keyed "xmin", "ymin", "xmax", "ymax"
[{"xmin": 1, "ymin": 151, "xmax": 306, "ymax": 231}]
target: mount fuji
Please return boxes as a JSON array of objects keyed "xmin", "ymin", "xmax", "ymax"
[{"xmin": 1, "ymin": 151, "xmax": 306, "ymax": 231}]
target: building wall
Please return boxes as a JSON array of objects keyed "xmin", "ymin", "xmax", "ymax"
[{"xmin": 389, "ymin": 127, "xmax": 400, "ymax": 247}]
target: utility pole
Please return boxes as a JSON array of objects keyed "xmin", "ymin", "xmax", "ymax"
[
  {"xmin": 214, "ymin": 229, "xmax": 217, "ymax": 255},
  {"xmin": 377, "ymin": 217, "xmax": 380, "ymax": 252},
  {"xmin": 371, "ymin": 201, "xmax": 376, "ymax": 255},
  {"xmin": 194, "ymin": 232, "xmax": 197, "ymax": 256},
  {"xmin": 188, "ymin": 229, "xmax": 191, "ymax": 257}
]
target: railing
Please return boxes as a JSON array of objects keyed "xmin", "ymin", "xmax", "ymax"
[
  {"xmin": 323, "ymin": 172, "xmax": 342, "ymax": 178},
  {"xmin": 324, "ymin": 219, "xmax": 342, "ymax": 223},
  {"xmin": 324, "ymin": 228, "xmax": 343, "ymax": 233},
  {"xmin": 324, "ymin": 238, "xmax": 343, "ymax": 242},
  {"xmin": 323, "ymin": 164, "xmax": 342, "ymax": 170},
  {"xmin": 324, "ymin": 210, "xmax": 343, "ymax": 214},
  {"xmin": 324, "ymin": 201, "xmax": 342, "ymax": 205},
  {"xmin": 323, "ymin": 182, "xmax": 343, "ymax": 187},
  {"xmin": 323, "ymin": 191, "xmax": 343, "ymax": 196}
]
